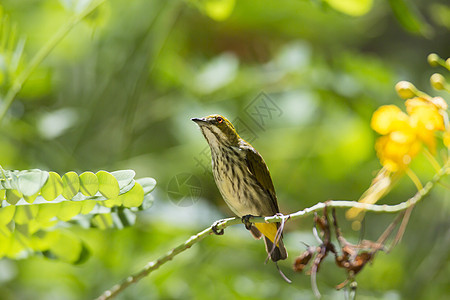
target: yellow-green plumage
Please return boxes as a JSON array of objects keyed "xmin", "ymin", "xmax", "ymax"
[{"xmin": 192, "ymin": 114, "xmax": 287, "ymax": 261}]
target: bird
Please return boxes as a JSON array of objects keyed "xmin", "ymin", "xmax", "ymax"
[{"xmin": 191, "ymin": 114, "xmax": 287, "ymax": 261}]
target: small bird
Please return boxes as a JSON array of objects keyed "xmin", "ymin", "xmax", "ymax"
[{"xmin": 192, "ymin": 114, "xmax": 287, "ymax": 261}]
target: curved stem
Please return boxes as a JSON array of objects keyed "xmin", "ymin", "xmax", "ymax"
[
  {"xmin": 406, "ymin": 167, "xmax": 423, "ymax": 191},
  {"xmin": 423, "ymin": 148, "xmax": 442, "ymax": 174}
]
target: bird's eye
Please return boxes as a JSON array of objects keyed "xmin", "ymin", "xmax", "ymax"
[{"xmin": 217, "ymin": 116, "xmax": 223, "ymax": 123}]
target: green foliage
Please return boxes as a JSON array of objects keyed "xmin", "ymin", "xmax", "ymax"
[
  {"xmin": 0, "ymin": 0, "xmax": 448, "ymax": 299},
  {"xmin": 388, "ymin": 0, "xmax": 432, "ymax": 36},
  {"xmin": 0, "ymin": 168, "xmax": 156, "ymax": 263}
]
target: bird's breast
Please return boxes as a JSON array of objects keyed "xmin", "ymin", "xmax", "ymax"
[{"xmin": 211, "ymin": 146, "xmax": 269, "ymax": 217}]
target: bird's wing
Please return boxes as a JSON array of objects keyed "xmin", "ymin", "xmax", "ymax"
[{"xmin": 245, "ymin": 147, "xmax": 280, "ymax": 214}]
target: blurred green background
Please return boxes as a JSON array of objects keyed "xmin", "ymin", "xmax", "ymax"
[{"xmin": 0, "ymin": 0, "xmax": 449, "ymax": 299}]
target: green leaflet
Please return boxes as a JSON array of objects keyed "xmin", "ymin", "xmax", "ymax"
[
  {"xmin": 122, "ymin": 182, "xmax": 144, "ymax": 207},
  {"xmin": 80, "ymin": 200, "xmax": 97, "ymax": 214},
  {"xmin": 14, "ymin": 205, "xmax": 39, "ymax": 225},
  {"xmin": 57, "ymin": 201, "xmax": 82, "ymax": 222},
  {"xmin": 18, "ymin": 170, "xmax": 49, "ymax": 196},
  {"xmin": 41, "ymin": 172, "xmax": 63, "ymax": 201},
  {"xmin": 137, "ymin": 177, "xmax": 157, "ymax": 194},
  {"xmin": 79, "ymin": 171, "xmax": 99, "ymax": 196},
  {"xmin": 97, "ymin": 170, "xmax": 120, "ymax": 199},
  {"xmin": 92, "ymin": 213, "xmax": 114, "ymax": 229},
  {"xmin": 0, "ymin": 205, "xmax": 15, "ymax": 224},
  {"xmin": 36, "ymin": 203, "xmax": 61, "ymax": 223},
  {"xmin": 62, "ymin": 171, "xmax": 80, "ymax": 200},
  {"xmin": 23, "ymin": 193, "xmax": 38, "ymax": 204},
  {"xmin": 6, "ymin": 189, "xmax": 22, "ymax": 205},
  {"xmin": 111, "ymin": 170, "xmax": 135, "ymax": 191},
  {"xmin": 32, "ymin": 230, "xmax": 91, "ymax": 264}
]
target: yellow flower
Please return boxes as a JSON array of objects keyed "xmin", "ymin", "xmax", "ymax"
[
  {"xmin": 406, "ymin": 97, "xmax": 444, "ymax": 130},
  {"xmin": 406, "ymin": 97, "xmax": 444, "ymax": 152},
  {"xmin": 371, "ymin": 105, "xmax": 418, "ymax": 172},
  {"xmin": 371, "ymin": 105, "xmax": 409, "ymax": 135},
  {"xmin": 374, "ymin": 130, "xmax": 421, "ymax": 172},
  {"xmin": 371, "ymin": 95, "xmax": 448, "ymax": 172}
]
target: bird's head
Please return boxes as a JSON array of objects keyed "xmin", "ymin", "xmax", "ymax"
[{"xmin": 191, "ymin": 114, "xmax": 240, "ymax": 148}]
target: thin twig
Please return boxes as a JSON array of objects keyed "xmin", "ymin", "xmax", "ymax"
[
  {"xmin": 391, "ymin": 204, "xmax": 414, "ymax": 249},
  {"xmin": 376, "ymin": 211, "xmax": 404, "ymax": 250},
  {"xmin": 311, "ymin": 246, "xmax": 326, "ymax": 299}
]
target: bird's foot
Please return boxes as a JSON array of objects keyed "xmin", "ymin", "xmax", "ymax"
[
  {"xmin": 211, "ymin": 220, "xmax": 225, "ymax": 235},
  {"xmin": 242, "ymin": 214, "xmax": 255, "ymax": 230}
]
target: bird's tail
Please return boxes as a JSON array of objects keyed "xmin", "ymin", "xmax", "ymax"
[
  {"xmin": 263, "ymin": 236, "xmax": 287, "ymax": 262},
  {"xmin": 253, "ymin": 223, "xmax": 287, "ymax": 261}
]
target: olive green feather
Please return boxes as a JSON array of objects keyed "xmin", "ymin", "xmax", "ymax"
[{"xmin": 244, "ymin": 146, "xmax": 280, "ymax": 214}]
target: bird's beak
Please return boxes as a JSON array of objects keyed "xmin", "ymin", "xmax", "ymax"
[{"xmin": 191, "ymin": 117, "xmax": 208, "ymax": 125}]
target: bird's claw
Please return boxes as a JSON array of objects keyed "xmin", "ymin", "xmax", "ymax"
[
  {"xmin": 211, "ymin": 221, "xmax": 224, "ymax": 235},
  {"xmin": 242, "ymin": 214, "xmax": 254, "ymax": 230}
]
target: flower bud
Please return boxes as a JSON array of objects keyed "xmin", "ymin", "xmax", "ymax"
[
  {"xmin": 427, "ymin": 53, "xmax": 440, "ymax": 67},
  {"xmin": 430, "ymin": 73, "xmax": 446, "ymax": 91},
  {"xmin": 431, "ymin": 97, "xmax": 448, "ymax": 110},
  {"xmin": 395, "ymin": 81, "xmax": 417, "ymax": 99}
]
